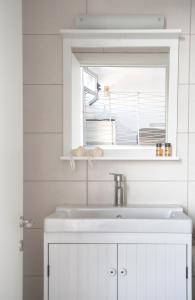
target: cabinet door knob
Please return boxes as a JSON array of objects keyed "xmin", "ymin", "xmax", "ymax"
[
  {"xmin": 120, "ymin": 268, "xmax": 127, "ymax": 276},
  {"xmin": 108, "ymin": 268, "xmax": 117, "ymax": 276}
]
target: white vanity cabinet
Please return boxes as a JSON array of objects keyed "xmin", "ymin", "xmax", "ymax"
[
  {"xmin": 44, "ymin": 206, "xmax": 192, "ymax": 300},
  {"xmin": 47, "ymin": 242, "xmax": 188, "ymax": 300},
  {"xmin": 118, "ymin": 244, "xmax": 187, "ymax": 300},
  {"xmin": 49, "ymin": 244, "xmax": 117, "ymax": 300}
]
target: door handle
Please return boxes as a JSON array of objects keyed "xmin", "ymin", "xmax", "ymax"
[{"xmin": 20, "ymin": 216, "xmax": 33, "ymax": 228}]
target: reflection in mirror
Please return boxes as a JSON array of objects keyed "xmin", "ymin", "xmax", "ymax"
[{"xmin": 82, "ymin": 66, "xmax": 166, "ymax": 146}]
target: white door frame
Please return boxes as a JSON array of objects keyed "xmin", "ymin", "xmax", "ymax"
[{"xmin": 0, "ymin": 0, "xmax": 23, "ymax": 299}]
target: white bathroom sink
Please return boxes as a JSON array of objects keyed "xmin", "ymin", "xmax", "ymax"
[
  {"xmin": 44, "ymin": 205, "xmax": 192, "ymax": 233},
  {"xmin": 57, "ymin": 205, "xmax": 181, "ymax": 219}
]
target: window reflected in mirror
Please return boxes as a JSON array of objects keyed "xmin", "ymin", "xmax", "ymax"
[{"xmin": 82, "ymin": 66, "xmax": 166, "ymax": 146}]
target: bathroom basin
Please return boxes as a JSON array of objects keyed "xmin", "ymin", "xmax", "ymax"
[
  {"xmin": 44, "ymin": 205, "xmax": 192, "ymax": 234},
  {"xmin": 57, "ymin": 205, "xmax": 180, "ymax": 219}
]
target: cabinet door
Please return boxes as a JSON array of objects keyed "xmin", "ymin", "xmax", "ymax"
[
  {"xmin": 49, "ymin": 244, "xmax": 117, "ymax": 300},
  {"xmin": 118, "ymin": 244, "xmax": 187, "ymax": 300}
]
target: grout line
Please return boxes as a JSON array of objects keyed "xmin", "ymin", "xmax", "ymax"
[
  {"xmin": 23, "ymin": 131, "xmax": 195, "ymax": 135},
  {"xmin": 23, "ymin": 33, "xmax": 60, "ymax": 36},
  {"xmin": 24, "ymin": 228, "xmax": 43, "ymax": 231},
  {"xmin": 23, "ymin": 180, "xmax": 191, "ymax": 183},
  {"xmin": 23, "ymin": 32, "xmax": 193, "ymax": 36},
  {"xmin": 24, "ymin": 179, "xmax": 87, "ymax": 183},
  {"xmin": 23, "ymin": 131, "xmax": 195, "ymax": 134},
  {"xmin": 86, "ymin": 0, "xmax": 88, "ymax": 15},
  {"xmin": 23, "ymin": 83, "xmax": 63, "ymax": 86},
  {"xmin": 85, "ymin": 180, "xmax": 188, "ymax": 183},
  {"xmin": 24, "ymin": 132, "xmax": 63, "ymax": 134},
  {"xmin": 23, "ymin": 275, "xmax": 43, "ymax": 278}
]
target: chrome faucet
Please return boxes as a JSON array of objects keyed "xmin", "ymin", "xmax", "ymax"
[{"xmin": 110, "ymin": 173, "xmax": 125, "ymax": 207}]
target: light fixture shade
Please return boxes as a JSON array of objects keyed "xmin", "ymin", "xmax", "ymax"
[{"xmin": 76, "ymin": 15, "xmax": 165, "ymax": 30}]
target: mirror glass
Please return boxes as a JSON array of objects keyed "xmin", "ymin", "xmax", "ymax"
[{"xmin": 82, "ymin": 66, "xmax": 167, "ymax": 146}]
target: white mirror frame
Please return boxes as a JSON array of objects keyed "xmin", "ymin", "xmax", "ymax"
[{"xmin": 61, "ymin": 29, "xmax": 181, "ymax": 160}]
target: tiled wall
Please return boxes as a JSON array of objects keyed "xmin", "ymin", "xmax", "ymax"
[{"xmin": 23, "ymin": 0, "xmax": 195, "ymax": 299}]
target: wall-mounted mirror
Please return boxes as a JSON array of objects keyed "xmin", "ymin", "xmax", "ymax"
[
  {"xmin": 61, "ymin": 29, "xmax": 180, "ymax": 159},
  {"xmin": 82, "ymin": 66, "xmax": 166, "ymax": 147}
]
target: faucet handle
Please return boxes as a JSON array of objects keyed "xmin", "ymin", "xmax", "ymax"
[{"xmin": 109, "ymin": 173, "xmax": 124, "ymax": 181}]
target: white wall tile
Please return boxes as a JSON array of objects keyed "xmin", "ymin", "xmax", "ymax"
[
  {"xmin": 190, "ymin": 36, "xmax": 195, "ymax": 84},
  {"xmin": 179, "ymin": 35, "xmax": 190, "ymax": 84},
  {"xmin": 178, "ymin": 84, "xmax": 189, "ymax": 133},
  {"xmin": 23, "ymin": 35, "xmax": 63, "ymax": 84},
  {"xmin": 24, "ymin": 181, "xmax": 87, "ymax": 228},
  {"xmin": 24, "ymin": 229, "xmax": 43, "ymax": 276},
  {"xmin": 88, "ymin": 181, "xmax": 187, "ymax": 207},
  {"xmin": 87, "ymin": 0, "xmax": 191, "ymax": 33},
  {"xmin": 189, "ymin": 134, "xmax": 195, "ymax": 180},
  {"xmin": 23, "ymin": 276, "xmax": 43, "ymax": 300},
  {"xmin": 24, "ymin": 85, "xmax": 63, "ymax": 133},
  {"xmin": 188, "ymin": 182, "xmax": 195, "ymax": 228},
  {"xmin": 190, "ymin": 85, "xmax": 195, "ymax": 132},
  {"xmin": 88, "ymin": 134, "xmax": 188, "ymax": 181},
  {"xmin": 126, "ymin": 181, "xmax": 187, "ymax": 207},
  {"xmin": 24, "ymin": 133, "xmax": 87, "ymax": 180},
  {"xmin": 23, "ymin": 0, "xmax": 86, "ymax": 34},
  {"xmin": 88, "ymin": 181, "xmax": 114, "ymax": 205}
]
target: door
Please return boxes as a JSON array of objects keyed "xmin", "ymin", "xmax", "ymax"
[
  {"xmin": 0, "ymin": 0, "xmax": 23, "ymax": 299},
  {"xmin": 49, "ymin": 244, "xmax": 117, "ymax": 300},
  {"xmin": 118, "ymin": 244, "xmax": 187, "ymax": 300}
]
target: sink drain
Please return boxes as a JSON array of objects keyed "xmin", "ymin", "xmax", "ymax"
[{"xmin": 116, "ymin": 215, "xmax": 122, "ymax": 219}]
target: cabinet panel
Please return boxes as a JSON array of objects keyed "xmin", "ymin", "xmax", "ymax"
[
  {"xmin": 118, "ymin": 244, "xmax": 187, "ymax": 300},
  {"xmin": 49, "ymin": 244, "xmax": 117, "ymax": 300}
]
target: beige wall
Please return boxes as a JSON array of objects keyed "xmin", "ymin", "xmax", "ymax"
[{"xmin": 23, "ymin": 0, "xmax": 195, "ymax": 299}]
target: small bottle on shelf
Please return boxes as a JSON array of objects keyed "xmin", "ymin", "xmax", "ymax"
[
  {"xmin": 156, "ymin": 143, "xmax": 163, "ymax": 157},
  {"xmin": 165, "ymin": 143, "xmax": 172, "ymax": 157}
]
